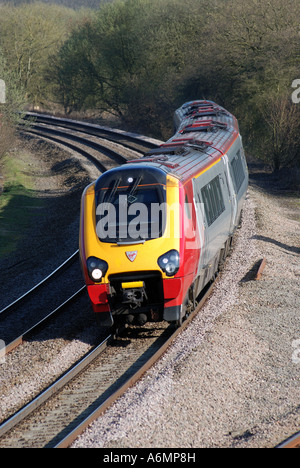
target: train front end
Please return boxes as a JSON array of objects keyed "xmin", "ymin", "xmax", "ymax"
[{"xmin": 79, "ymin": 164, "xmax": 188, "ymax": 328}]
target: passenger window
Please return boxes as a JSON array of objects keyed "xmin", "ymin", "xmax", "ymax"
[{"xmin": 201, "ymin": 176, "xmax": 225, "ymax": 226}]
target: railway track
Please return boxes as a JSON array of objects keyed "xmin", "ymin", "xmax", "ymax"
[
  {"xmin": 0, "ymin": 251, "xmax": 85, "ymax": 355},
  {"xmin": 22, "ymin": 124, "xmax": 130, "ymax": 171},
  {"xmin": 23, "ymin": 112, "xmax": 160, "ymax": 154},
  {"xmin": 0, "ymin": 282, "xmax": 214, "ymax": 448}
]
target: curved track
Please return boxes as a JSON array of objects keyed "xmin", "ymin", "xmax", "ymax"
[
  {"xmin": 23, "ymin": 112, "xmax": 160, "ymax": 154},
  {"xmin": 1, "ymin": 115, "xmax": 161, "ymax": 356}
]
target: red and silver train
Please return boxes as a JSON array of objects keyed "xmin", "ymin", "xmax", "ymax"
[{"xmin": 79, "ymin": 100, "xmax": 248, "ymax": 328}]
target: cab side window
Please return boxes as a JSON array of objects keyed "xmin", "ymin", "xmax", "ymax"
[{"xmin": 230, "ymin": 150, "xmax": 245, "ymax": 193}]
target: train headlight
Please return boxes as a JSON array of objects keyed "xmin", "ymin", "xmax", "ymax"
[
  {"xmin": 157, "ymin": 250, "xmax": 180, "ymax": 277},
  {"xmin": 86, "ymin": 257, "xmax": 108, "ymax": 282}
]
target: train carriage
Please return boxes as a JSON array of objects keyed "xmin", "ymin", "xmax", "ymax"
[{"xmin": 79, "ymin": 100, "xmax": 248, "ymax": 328}]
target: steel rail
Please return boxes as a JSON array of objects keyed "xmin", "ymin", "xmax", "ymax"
[
  {"xmin": 0, "ymin": 333, "xmax": 113, "ymax": 439},
  {"xmin": 3, "ymin": 285, "xmax": 86, "ymax": 355},
  {"xmin": 27, "ymin": 123, "xmax": 130, "ymax": 165},
  {"xmin": 276, "ymin": 431, "xmax": 300, "ymax": 448},
  {"xmin": 24, "ymin": 112, "xmax": 161, "ymax": 151},
  {"xmin": 0, "ymin": 250, "xmax": 79, "ymax": 318},
  {"xmin": 0, "ymin": 120, "xmax": 166, "ymax": 441}
]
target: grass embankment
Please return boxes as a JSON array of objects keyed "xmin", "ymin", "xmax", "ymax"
[{"xmin": 0, "ymin": 153, "xmax": 43, "ymax": 258}]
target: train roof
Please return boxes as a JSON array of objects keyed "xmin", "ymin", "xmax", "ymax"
[{"xmin": 126, "ymin": 101, "xmax": 240, "ymax": 184}]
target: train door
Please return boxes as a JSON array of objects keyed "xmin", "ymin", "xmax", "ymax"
[{"xmin": 222, "ymin": 154, "xmax": 237, "ymax": 234}]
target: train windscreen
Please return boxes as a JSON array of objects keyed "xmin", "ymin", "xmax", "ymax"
[{"xmin": 95, "ymin": 166, "xmax": 167, "ymax": 244}]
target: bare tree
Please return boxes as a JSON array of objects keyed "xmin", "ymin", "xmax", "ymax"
[{"xmin": 260, "ymin": 95, "xmax": 300, "ymax": 172}]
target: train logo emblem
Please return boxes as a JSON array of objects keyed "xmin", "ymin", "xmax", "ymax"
[{"xmin": 126, "ymin": 251, "xmax": 138, "ymax": 262}]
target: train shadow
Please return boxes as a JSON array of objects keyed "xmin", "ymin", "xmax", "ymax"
[
  {"xmin": 252, "ymin": 234, "xmax": 300, "ymax": 255},
  {"xmin": 22, "ymin": 283, "xmax": 168, "ymax": 348},
  {"xmin": 111, "ymin": 323, "xmax": 169, "ymax": 346}
]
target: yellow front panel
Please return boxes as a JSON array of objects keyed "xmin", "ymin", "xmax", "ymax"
[{"xmin": 82, "ymin": 174, "xmax": 180, "ymax": 282}]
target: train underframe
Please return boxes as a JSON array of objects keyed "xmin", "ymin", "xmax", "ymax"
[{"xmin": 88, "ymin": 272, "xmax": 186, "ymax": 328}]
